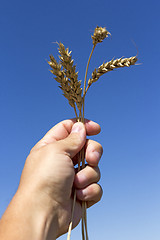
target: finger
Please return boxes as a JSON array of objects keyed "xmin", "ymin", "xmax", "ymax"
[
  {"xmin": 73, "ymin": 139, "xmax": 103, "ymax": 166},
  {"xmin": 74, "ymin": 166, "xmax": 100, "ymax": 189},
  {"xmin": 85, "ymin": 139, "xmax": 103, "ymax": 167},
  {"xmin": 76, "ymin": 183, "xmax": 103, "ymax": 203},
  {"xmin": 55, "ymin": 122, "xmax": 86, "ymax": 158},
  {"xmin": 84, "ymin": 119, "xmax": 101, "ymax": 136},
  {"xmin": 31, "ymin": 119, "xmax": 101, "ymax": 152},
  {"xmin": 87, "ymin": 200, "xmax": 101, "ymax": 208}
]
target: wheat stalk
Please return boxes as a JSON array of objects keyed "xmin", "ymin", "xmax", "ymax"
[
  {"xmin": 80, "ymin": 27, "xmax": 112, "ymax": 240},
  {"xmin": 48, "ymin": 26, "xmax": 138, "ymax": 240}
]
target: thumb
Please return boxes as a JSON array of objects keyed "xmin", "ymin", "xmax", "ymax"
[{"xmin": 57, "ymin": 122, "xmax": 86, "ymax": 158}]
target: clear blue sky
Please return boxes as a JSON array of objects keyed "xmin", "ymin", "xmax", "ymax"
[{"xmin": 0, "ymin": 0, "xmax": 160, "ymax": 239}]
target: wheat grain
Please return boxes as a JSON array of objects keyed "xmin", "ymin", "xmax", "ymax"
[
  {"xmin": 48, "ymin": 55, "xmax": 76, "ymax": 109},
  {"xmin": 58, "ymin": 43, "xmax": 83, "ymax": 111},
  {"xmin": 87, "ymin": 56, "xmax": 138, "ymax": 90},
  {"xmin": 91, "ymin": 26, "xmax": 111, "ymax": 45}
]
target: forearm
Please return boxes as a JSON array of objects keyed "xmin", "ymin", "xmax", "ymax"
[{"xmin": 0, "ymin": 188, "xmax": 59, "ymax": 240}]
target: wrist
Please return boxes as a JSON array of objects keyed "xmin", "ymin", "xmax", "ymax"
[
  {"xmin": 3, "ymin": 187, "xmax": 59, "ymax": 240},
  {"xmin": 17, "ymin": 186, "xmax": 59, "ymax": 240}
]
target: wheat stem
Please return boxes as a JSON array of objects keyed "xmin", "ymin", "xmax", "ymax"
[
  {"xmin": 83, "ymin": 44, "xmax": 96, "ymax": 96},
  {"xmin": 67, "ymin": 190, "xmax": 77, "ymax": 240},
  {"xmin": 84, "ymin": 85, "xmax": 90, "ymax": 95},
  {"xmin": 81, "ymin": 150, "xmax": 89, "ymax": 240},
  {"xmin": 67, "ymin": 108, "xmax": 80, "ymax": 240},
  {"xmin": 73, "ymin": 104, "xmax": 78, "ymax": 119},
  {"xmin": 79, "ymin": 111, "xmax": 82, "ymax": 122},
  {"xmin": 84, "ymin": 202, "xmax": 88, "ymax": 240},
  {"xmin": 80, "ymin": 44, "xmax": 96, "ymax": 240},
  {"xmin": 82, "ymin": 44, "xmax": 96, "ymax": 120},
  {"xmin": 82, "ymin": 217, "xmax": 85, "ymax": 240}
]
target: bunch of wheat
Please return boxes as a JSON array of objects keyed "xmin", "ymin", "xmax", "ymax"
[{"xmin": 48, "ymin": 26, "xmax": 137, "ymax": 240}]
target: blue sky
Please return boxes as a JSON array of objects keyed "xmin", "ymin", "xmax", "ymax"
[{"xmin": 0, "ymin": 0, "xmax": 160, "ymax": 239}]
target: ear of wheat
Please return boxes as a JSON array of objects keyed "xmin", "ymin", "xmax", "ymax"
[
  {"xmin": 48, "ymin": 26, "xmax": 137, "ymax": 240},
  {"xmin": 86, "ymin": 56, "xmax": 137, "ymax": 93}
]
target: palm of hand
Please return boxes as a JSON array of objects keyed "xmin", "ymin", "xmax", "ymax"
[{"xmin": 20, "ymin": 119, "xmax": 102, "ymax": 238}]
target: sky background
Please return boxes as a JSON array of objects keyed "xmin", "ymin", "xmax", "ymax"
[{"xmin": 0, "ymin": 0, "xmax": 160, "ymax": 239}]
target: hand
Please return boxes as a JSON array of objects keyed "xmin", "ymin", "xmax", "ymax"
[{"xmin": 0, "ymin": 119, "xmax": 103, "ymax": 240}]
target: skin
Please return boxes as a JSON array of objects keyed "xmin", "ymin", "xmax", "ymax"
[{"xmin": 0, "ymin": 119, "xmax": 103, "ymax": 240}]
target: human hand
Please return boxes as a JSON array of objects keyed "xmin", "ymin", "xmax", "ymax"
[{"xmin": 2, "ymin": 119, "xmax": 103, "ymax": 240}]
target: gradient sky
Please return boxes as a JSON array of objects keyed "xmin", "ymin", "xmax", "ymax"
[{"xmin": 0, "ymin": 0, "xmax": 160, "ymax": 239}]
